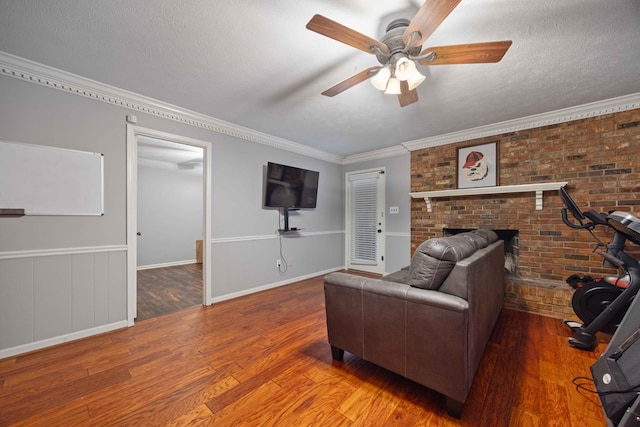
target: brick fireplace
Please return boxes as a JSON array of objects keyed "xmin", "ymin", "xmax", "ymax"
[{"xmin": 410, "ymin": 108, "xmax": 640, "ymax": 319}]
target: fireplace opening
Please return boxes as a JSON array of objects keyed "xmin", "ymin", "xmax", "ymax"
[{"xmin": 443, "ymin": 228, "xmax": 519, "ymax": 276}]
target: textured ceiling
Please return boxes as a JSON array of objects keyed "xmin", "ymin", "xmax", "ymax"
[
  {"xmin": 1, "ymin": 0, "xmax": 639, "ymax": 157},
  {"xmin": 137, "ymin": 136, "xmax": 203, "ymax": 169}
]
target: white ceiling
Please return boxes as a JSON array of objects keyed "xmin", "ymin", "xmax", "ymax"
[
  {"xmin": 1, "ymin": 0, "xmax": 639, "ymax": 158},
  {"xmin": 137, "ymin": 136, "xmax": 203, "ymax": 170}
]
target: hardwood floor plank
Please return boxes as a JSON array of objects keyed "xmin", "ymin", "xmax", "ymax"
[
  {"xmin": 0, "ymin": 367, "xmax": 131, "ymax": 425},
  {"xmin": 136, "ymin": 263, "xmax": 202, "ymax": 321},
  {"xmin": 13, "ymin": 405, "xmax": 92, "ymax": 427},
  {"xmin": 508, "ymin": 408, "xmax": 540, "ymax": 426},
  {"xmin": 84, "ymin": 348, "xmax": 173, "ymax": 376},
  {"xmin": 478, "ymin": 309, "xmax": 526, "ymax": 427},
  {"xmin": 1, "ymin": 363, "xmax": 87, "ymax": 389},
  {"xmin": 540, "ymin": 379, "xmax": 569, "ymax": 427},
  {"xmin": 257, "ymin": 381, "xmax": 355, "ymax": 427},
  {"xmin": 0, "ymin": 274, "xmax": 610, "ymax": 426},
  {"xmin": 162, "ymin": 403, "xmax": 215, "ymax": 427},
  {"xmin": 513, "ymin": 314, "xmax": 542, "ymax": 415},
  {"xmin": 207, "ymin": 380, "xmax": 285, "ymax": 423},
  {"xmin": 338, "ymin": 370, "xmax": 407, "ymax": 424},
  {"xmin": 86, "ymin": 365, "xmax": 217, "ymax": 424},
  {"xmin": 100, "ymin": 370, "xmax": 235, "ymax": 426}
]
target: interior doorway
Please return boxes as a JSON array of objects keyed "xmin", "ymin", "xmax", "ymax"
[
  {"xmin": 126, "ymin": 125, "xmax": 212, "ymax": 325},
  {"xmin": 135, "ymin": 136, "xmax": 204, "ymax": 321}
]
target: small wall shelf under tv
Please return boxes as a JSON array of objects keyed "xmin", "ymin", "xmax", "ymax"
[{"xmin": 279, "ymin": 207, "xmax": 302, "ymax": 233}]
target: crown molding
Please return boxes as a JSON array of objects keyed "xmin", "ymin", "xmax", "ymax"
[
  {"xmin": 3, "ymin": 51, "xmax": 639, "ymax": 165},
  {"xmin": 342, "ymin": 144, "xmax": 409, "ymax": 164},
  {"xmin": 0, "ymin": 51, "xmax": 343, "ymax": 164},
  {"xmin": 401, "ymin": 93, "xmax": 640, "ymax": 151}
]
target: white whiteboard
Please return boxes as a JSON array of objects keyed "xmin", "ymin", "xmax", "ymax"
[{"xmin": 0, "ymin": 140, "xmax": 104, "ymax": 215}]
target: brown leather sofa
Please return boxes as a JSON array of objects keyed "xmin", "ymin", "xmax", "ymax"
[{"xmin": 323, "ymin": 229, "xmax": 504, "ymax": 418}]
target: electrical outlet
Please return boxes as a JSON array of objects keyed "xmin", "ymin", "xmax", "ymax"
[
  {"xmin": 390, "ymin": 206, "xmax": 399, "ymax": 214},
  {"xmin": 276, "ymin": 259, "xmax": 282, "ymax": 268}
]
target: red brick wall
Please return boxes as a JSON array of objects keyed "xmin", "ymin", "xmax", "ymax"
[{"xmin": 410, "ymin": 108, "xmax": 640, "ymax": 318}]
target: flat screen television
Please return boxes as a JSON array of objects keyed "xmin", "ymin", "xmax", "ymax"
[{"xmin": 264, "ymin": 162, "xmax": 319, "ymax": 209}]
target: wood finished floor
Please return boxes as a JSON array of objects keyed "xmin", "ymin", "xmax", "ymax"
[
  {"xmin": 136, "ymin": 263, "xmax": 203, "ymax": 321},
  {"xmin": 0, "ymin": 274, "xmax": 611, "ymax": 426}
]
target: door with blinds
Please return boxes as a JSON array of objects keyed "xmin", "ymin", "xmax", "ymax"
[{"xmin": 345, "ymin": 168, "xmax": 385, "ymax": 274}]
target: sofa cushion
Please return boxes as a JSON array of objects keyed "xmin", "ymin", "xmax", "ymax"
[
  {"xmin": 409, "ymin": 235, "xmax": 478, "ymax": 290},
  {"xmin": 470, "ymin": 229, "xmax": 498, "ymax": 245}
]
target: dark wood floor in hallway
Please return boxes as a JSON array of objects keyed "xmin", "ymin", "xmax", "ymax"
[
  {"xmin": 0, "ymin": 274, "xmax": 610, "ymax": 426},
  {"xmin": 136, "ymin": 263, "xmax": 203, "ymax": 321}
]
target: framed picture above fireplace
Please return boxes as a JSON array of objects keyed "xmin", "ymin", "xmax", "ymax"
[{"xmin": 457, "ymin": 141, "xmax": 499, "ymax": 189}]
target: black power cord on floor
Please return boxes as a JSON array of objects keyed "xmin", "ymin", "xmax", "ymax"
[{"xmin": 572, "ymin": 375, "xmax": 640, "ymax": 403}]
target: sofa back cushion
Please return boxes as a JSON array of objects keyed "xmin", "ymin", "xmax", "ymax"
[
  {"xmin": 409, "ymin": 230, "xmax": 498, "ymax": 290},
  {"xmin": 459, "ymin": 229, "xmax": 497, "ymax": 249}
]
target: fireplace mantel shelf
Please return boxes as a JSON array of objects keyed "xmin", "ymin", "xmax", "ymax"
[{"xmin": 410, "ymin": 182, "xmax": 568, "ymax": 213}]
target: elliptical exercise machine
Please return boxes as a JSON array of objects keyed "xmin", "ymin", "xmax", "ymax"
[{"xmin": 559, "ymin": 186, "xmax": 640, "ymax": 350}]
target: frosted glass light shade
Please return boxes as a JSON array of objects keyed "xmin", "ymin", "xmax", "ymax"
[
  {"xmin": 371, "ymin": 67, "xmax": 391, "ymax": 91},
  {"xmin": 407, "ymin": 69, "xmax": 426, "ymax": 90},
  {"xmin": 395, "ymin": 57, "xmax": 416, "ymax": 81},
  {"xmin": 384, "ymin": 77, "xmax": 402, "ymax": 95}
]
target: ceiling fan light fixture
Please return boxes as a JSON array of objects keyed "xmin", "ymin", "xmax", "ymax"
[
  {"xmin": 306, "ymin": 1, "xmax": 513, "ymax": 107},
  {"xmin": 384, "ymin": 77, "xmax": 402, "ymax": 95},
  {"xmin": 371, "ymin": 66, "xmax": 391, "ymax": 91},
  {"xmin": 407, "ymin": 69, "xmax": 426, "ymax": 90},
  {"xmin": 394, "ymin": 56, "xmax": 416, "ymax": 81}
]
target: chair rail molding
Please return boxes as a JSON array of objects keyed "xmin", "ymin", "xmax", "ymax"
[{"xmin": 410, "ymin": 182, "xmax": 568, "ymax": 212}]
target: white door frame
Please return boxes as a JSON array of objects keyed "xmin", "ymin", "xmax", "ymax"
[
  {"xmin": 126, "ymin": 124, "xmax": 213, "ymax": 325},
  {"xmin": 345, "ymin": 167, "xmax": 386, "ymax": 275}
]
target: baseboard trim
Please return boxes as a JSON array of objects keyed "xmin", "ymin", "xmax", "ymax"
[
  {"xmin": 0, "ymin": 320, "xmax": 129, "ymax": 360},
  {"xmin": 137, "ymin": 259, "xmax": 198, "ymax": 270},
  {"xmin": 206, "ymin": 267, "xmax": 343, "ymax": 305}
]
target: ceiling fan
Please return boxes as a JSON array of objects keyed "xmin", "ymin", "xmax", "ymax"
[{"xmin": 306, "ymin": 0, "xmax": 512, "ymax": 107}]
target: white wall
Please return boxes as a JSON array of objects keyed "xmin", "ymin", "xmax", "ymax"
[
  {"xmin": 137, "ymin": 163, "xmax": 203, "ymax": 267},
  {"xmin": 209, "ymin": 136, "xmax": 344, "ymax": 300},
  {"xmin": 0, "ymin": 73, "xmax": 345, "ymax": 357}
]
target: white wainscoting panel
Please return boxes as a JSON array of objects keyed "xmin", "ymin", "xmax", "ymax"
[
  {"xmin": 0, "ymin": 258, "xmax": 35, "ymax": 348},
  {"xmin": 0, "ymin": 247, "xmax": 127, "ymax": 358}
]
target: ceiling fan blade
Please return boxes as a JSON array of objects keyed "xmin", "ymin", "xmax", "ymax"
[
  {"xmin": 307, "ymin": 14, "xmax": 388, "ymax": 55},
  {"xmin": 321, "ymin": 66, "xmax": 381, "ymax": 97},
  {"xmin": 416, "ymin": 41, "xmax": 512, "ymax": 65},
  {"xmin": 403, "ymin": 0, "xmax": 462, "ymax": 47},
  {"xmin": 398, "ymin": 81, "xmax": 419, "ymax": 107}
]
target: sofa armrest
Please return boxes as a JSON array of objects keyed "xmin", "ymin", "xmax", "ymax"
[{"xmin": 323, "ymin": 273, "xmax": 367, "ymax": 359}]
